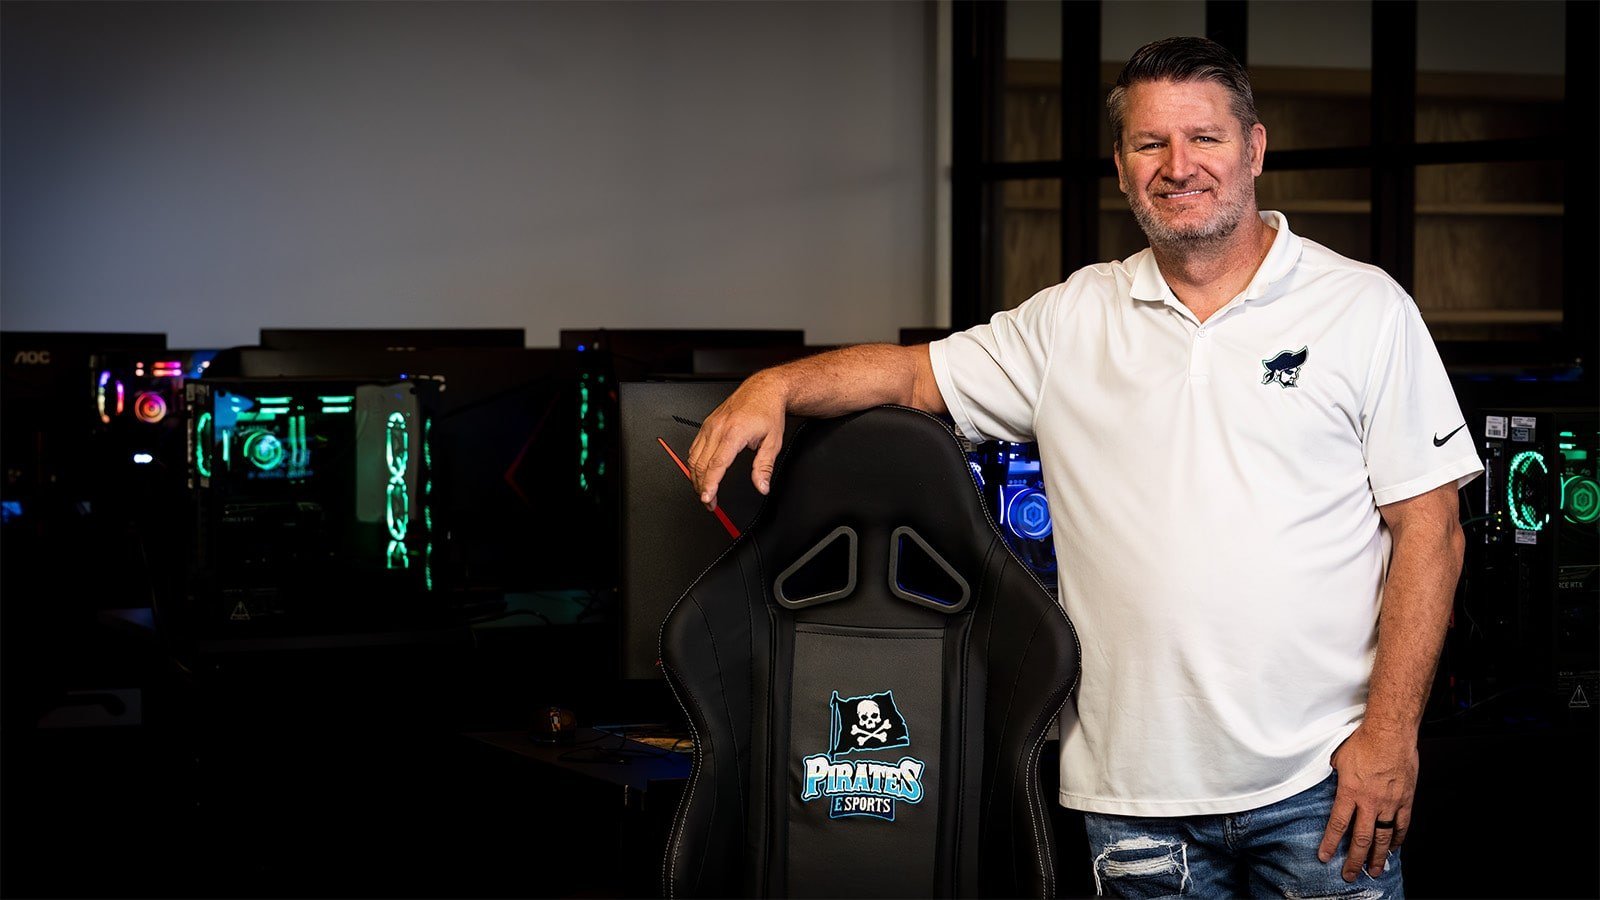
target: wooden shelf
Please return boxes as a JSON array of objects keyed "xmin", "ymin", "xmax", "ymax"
[
  {"xmin": 1419, "ymin": 309, "xmax": 1562, "ymax": 325},
  {"xmin": 1416, "ymin": 202, "xmax": 1563, "ymax": 217},
  {"xmin": 997, "ymin": 59, "xmax": 1565, "ymax": 329},
  {"xmin": 1028, "ymin": 199, "xmax": 1568, "ymax": 217},
  {"xmin": 1071, "ymin": 63, "xmax": 1564, "ymax": 101}
]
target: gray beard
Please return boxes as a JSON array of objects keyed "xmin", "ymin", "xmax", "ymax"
[{"xmin": 1124, "ymin": 185, "xmax": 1254, "ymax": 255}]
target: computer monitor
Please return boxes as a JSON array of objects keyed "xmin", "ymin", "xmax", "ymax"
[
  {"xmin": 899, "ymin": 327, "xmax": 957, "ymax": 346},
  {"xmin": 258, "ymin": 328, "xmax": 526, "ymax": 351},
  {"xmin": 618, "ymin": 379, "xmax": 799, "ymax": 679},
  {"xmin": 560, "ymin": 328, "xmax": 805, "ymax": 381},
  {"xmin": 691, "ymin": 345, "xmax": 840, "ymax": 377}
]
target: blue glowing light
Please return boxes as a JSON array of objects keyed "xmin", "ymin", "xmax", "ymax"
[{"xmin": 1003, "ymin": 488, "xmax": 1053, "ymax": 540}]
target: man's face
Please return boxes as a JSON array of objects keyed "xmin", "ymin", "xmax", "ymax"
[{"xmin": 1113, "ymin": 79, "xmax": 1266, "ymax": 251}]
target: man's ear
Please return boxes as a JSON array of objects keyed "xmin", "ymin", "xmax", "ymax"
[
  {"xmin": 1249, "ymin": 123, "xmax": 1267, "ymax": 177},
  {"xmin": 1113, "ymin": 143, "xmax": 1127, "ymax": 192}
]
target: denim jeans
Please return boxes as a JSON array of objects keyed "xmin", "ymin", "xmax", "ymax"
[{"xmin": 1082, "ymin": 773, "xmax": 1403, "ymax": 898}]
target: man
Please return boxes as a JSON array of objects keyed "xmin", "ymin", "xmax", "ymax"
[{"xmin": 687, "ymin": 37, "xmax": 1480, "ymax": 897}]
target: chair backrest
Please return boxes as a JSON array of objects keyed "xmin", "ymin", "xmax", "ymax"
[{"xmin": 660, "ymin": 406, "xmax": 1080, "ymax": 898}]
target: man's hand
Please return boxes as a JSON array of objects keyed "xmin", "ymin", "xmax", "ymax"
[
  {"xmin": 1318, "ymin": 724, "xmax": 1418, "ymax": 882},
  {"xmin": 685, "ymin": 344, "xmax": 947, "ymax": 510},
  {"xmin": 688, "ymin": 372, "xmax": 787, "ymax": 511}
]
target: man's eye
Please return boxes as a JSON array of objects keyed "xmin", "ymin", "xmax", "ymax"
[
  {"xmin": 1138, "ymin": 142, "xmax": 1162, "ymax": 151},
  {"xmin": 1195, "ymin": 136, "xmax": 1218, "ymax": 143}
]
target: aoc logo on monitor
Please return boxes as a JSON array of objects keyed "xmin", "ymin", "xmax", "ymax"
[{"xmin": 799, "ymin": 690, "xmax": 926, "ymax": 821}]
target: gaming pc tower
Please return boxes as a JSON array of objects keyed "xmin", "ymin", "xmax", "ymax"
[
  {"xmin": 178, "ymin": 378, "xmax": 440, "ymax": 639},
  {"xmin": 0, "ymin": 333, "xmax": 210, "ymax": 607},
  {"xmin": 968, "ymin": 442, "xmax": 1058, "ymax": 590},
  {"xmin": 1452, "ymin": 407, "xmax": 1598, "ymax": 720},
  {"xmin": 225, "ymin": 346, "xmax": 607, "ymax": 595}
]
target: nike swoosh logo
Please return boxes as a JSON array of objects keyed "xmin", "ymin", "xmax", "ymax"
[{"xmin": 1433, "ymin": 424, "xmax": 1466, "ymax": 447}]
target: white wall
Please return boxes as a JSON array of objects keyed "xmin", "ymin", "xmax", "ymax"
[{"xmin": 1, "ymin": 1, "xmax": 936, "ymax": 349}]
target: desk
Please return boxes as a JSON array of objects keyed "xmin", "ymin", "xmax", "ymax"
[
  {"xmin": 466, "ymin": 726, "xmax": 689, "ymax": 801},
  {"xmin": 467, "ymin": 727, "xmax": 690, "ymax": 895}
]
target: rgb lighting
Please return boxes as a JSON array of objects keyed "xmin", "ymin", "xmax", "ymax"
[
  {"xmin": 1004, "ymin": 488, "xmax": 1054, "ymax": 540},
  {"xmin": 244, "ymin": 431, "xmax": 286, "ymax": 471},
  {"xmin": 1563, "ymin": 476, "xmax": 1600, "ymax": 525},
  {"xmin": 385, "ymin": 411, "xmax": 411, "ymax": 569},
  {"xmin": 133, "ymin": 391, "xmax": 168, "ymax": 423},
  {"xmin": 422, "ymin": 417, "xmax": 434, "ymax": 591},
  {"xmin": 319, "ymin": 394, "xmax": 355, "ymax": 415},
  {"xmin": 195, "ymin": 412, "xmax": 213, "ymax": 477},
  {"xmin": 1506, "ymin": 450, "xmax": 1549, "ymax": 531},
  {"xmin": 578, "ymin": 429, "xmax": 590, "ymax": 491},
  {"xmin": 284, "ymin": 415, "xmax": 300, "ymax": 473},
  {"xmin": 96, "ymin": 370, "xmax": 125, "ymax": 423}
]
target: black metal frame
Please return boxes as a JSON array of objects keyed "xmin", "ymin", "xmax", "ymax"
[{"xmin": 950, "ymin": 0, "xmax": 1595, "ymax": 377}]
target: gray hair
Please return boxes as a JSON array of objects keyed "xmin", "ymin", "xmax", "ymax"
[{"xmin": 1107, "ymin": 37, "xmax": 1259, "ymax": 150}]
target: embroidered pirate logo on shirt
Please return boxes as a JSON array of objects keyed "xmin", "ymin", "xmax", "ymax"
[
  {"xmin": 799, "ymin": 690, "xmax": 926, "ymax": 821},
  {"xmin": 1261, "ymin": 346, "xmax": 1309, "ymax": 389}
]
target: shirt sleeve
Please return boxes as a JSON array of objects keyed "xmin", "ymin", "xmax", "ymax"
[
  {"xmin": 927, "ymin": 282, "xmax": 1063, "ymax": 445},
  {"xmin": 1361, "ymin": 293, "xmax": 1484, "ymax": 506}
]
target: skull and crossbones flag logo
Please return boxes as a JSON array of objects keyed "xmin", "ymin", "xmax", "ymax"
[{"xmin": 829, "ymin": 690, "xmax": 911, "ymax": 758}]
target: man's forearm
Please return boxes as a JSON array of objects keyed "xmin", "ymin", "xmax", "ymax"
[
  {"xmin": 1365, "ymin": 491, "xmax": 1465, "ymax": 734},
  {"xmin": 751, "ymin": 343, "xmax": 947, "ymax": 418}
]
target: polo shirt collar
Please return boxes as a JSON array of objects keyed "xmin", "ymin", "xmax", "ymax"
[{"xmin": 1128, "ymin": 210, "xmax": 1304, "ymax": 306}]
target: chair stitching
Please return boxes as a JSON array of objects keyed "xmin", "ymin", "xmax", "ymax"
[
  {"xmin": 1018, "ymin": 619, "xmax": 1076, "ymax": 900},
  {"xmin": 952, "ymin": 539, "xmax": 998, "ymax": 896},
  {"xmin": 692, "ymin": 590, "xmax": 746, "ymax": 885},
  {"xmin": 752, "ymin": 538, "xmax": 777, "ymax": 895},
  {"xmin": 978, "ymin": 540, "xmax": 1008, "ymax": 836},
  {"xmin": 735, "ymin": 551, "xmax": 756, "ymax": 844},
  {"xmin": 660, "ymin": 619, "xmax": 711, "ymax": 898},
  {"xmin": 687, "ymin": 593, "xmax": 732, "ymax": 894},
  {"xmin": 996, "ymin": 597, "xmax": 1054, "ymax": 897}
]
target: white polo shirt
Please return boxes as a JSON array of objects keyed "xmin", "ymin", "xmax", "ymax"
[{"xmin": 930, "ymin": 212, "xmax": 1483, "ymax": 816}]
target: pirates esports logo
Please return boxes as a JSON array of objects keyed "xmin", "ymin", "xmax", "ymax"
[
  {"xmin": 1261, "ymin": 346, "xmax": 1309, "ymax": 389},
  {"xmin": 799, "ymin": 690, "xmax": 926, "ymax": 821}
]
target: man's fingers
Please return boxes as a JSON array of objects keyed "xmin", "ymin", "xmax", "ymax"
[
  {"xmin": 694, "ymin": 448, "xmax": 737, "ymax": 510},
  {"xmin": 1367, "ymin": 820, "xmax": 1396, "ymax": 877},
  {"xmin": 1317, "ymin": 791, "xmax": 1356, "ymax": 864},
  {"xmin": 689, "ymin": 423, "xmax": 737, "ymax": 509},
  {"xmin": 1341, "ymin": 808, "xmax": 1378, "ymax": 883},
  {"xmin": 1392, "ymin": 811, "xmax": 1412, "ymax": 850},
  {"xmin": 750, "ymin": 434, "xmax": 782, "ymax": 495}
]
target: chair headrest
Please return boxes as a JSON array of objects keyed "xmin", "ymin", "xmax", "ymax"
[{"xmin": 754, "ymin": 406, "xmax": 1000, "ymax": 618}]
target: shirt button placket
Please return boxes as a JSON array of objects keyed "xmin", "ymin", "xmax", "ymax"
[{"xmin": 1190, "ymin": 327, "xmax": 1212, "ymax": 384}]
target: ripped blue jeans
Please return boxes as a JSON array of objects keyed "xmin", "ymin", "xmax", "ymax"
[{"xmin": 1083, "ymin": 773, "xmax": 1403, "ymax": 898}]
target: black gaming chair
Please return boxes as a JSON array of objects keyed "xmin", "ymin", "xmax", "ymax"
[{"xmin": 659, "ymin": 406, "xmax": 1080, "ymax": 898}]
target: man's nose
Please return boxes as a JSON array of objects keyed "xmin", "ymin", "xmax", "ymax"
[{"xmin": 1162, "ymin": 143, "xmax": 1197, "ymax": 182}]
